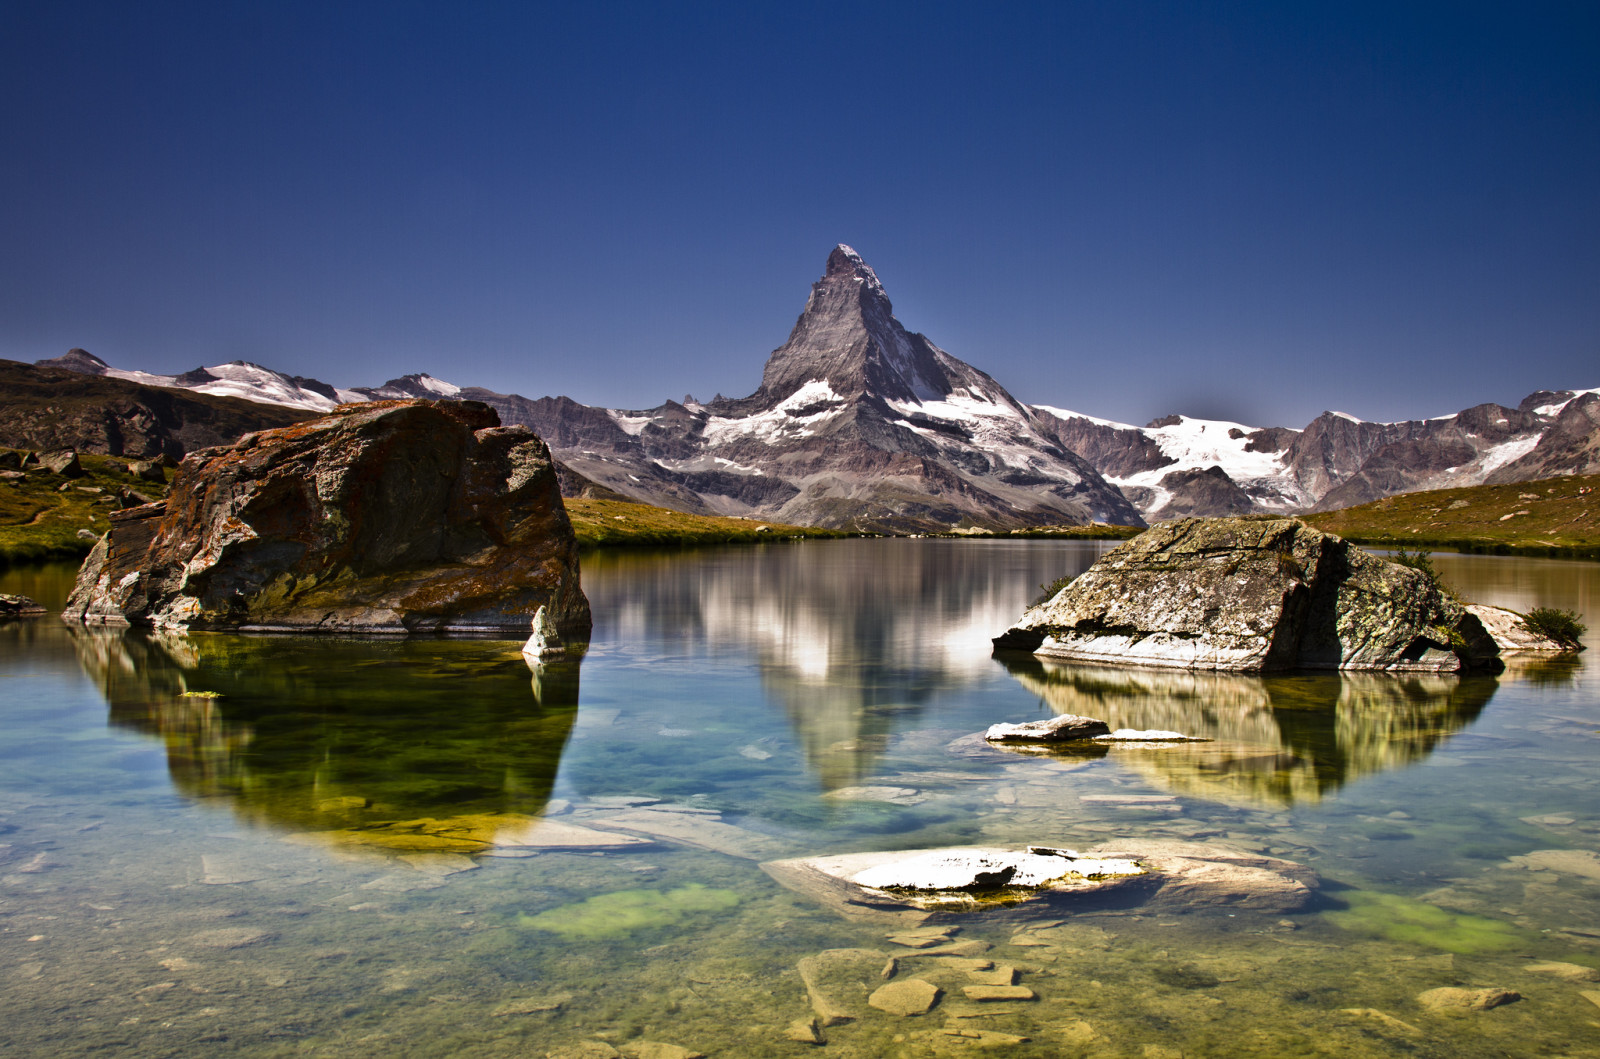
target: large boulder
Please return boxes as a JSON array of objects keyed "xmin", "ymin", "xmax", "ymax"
[
  {"xmin": 62, "ymin": 400, "xmax": 591, "ymax": 639},
  {"xmin": 993, "ymin": 517, "xmax": 1498, "ymax": 672}
]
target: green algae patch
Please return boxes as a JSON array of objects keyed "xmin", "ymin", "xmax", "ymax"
[
  {"xmin": 518, "ymin": 883, "xmax": 741, "ymax": 939},
  {"xmin": 1325, "ymin": 890, "xmax": 1523, "ymax": 953}
]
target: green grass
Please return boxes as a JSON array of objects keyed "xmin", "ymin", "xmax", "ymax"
[
  {"xmin": 565, "ymin": 497, "xmax": 849, "ymax": 548},
  {"xmin": 0, "ymin": 448, "xmax": 170, "ymax": 567},
  {"xmin": 1304, "ymin": 473, "xmax": 1600, "ymax": 560}
]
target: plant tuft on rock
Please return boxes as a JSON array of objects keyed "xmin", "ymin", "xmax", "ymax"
[{"xmin": 1519, "ymin": 608, "xmax": 1587, "ymax": 651}]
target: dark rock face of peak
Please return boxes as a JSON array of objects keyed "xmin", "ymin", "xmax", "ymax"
[
  {"xmin": 472, "ymin": 246, "xmax": 1142, "ymax": 531},
  {"xmin": 173, "ymin": 366, "xmax": 221, "ymax": 386},
  {"xmin": 748, "ymin": 245, "xmax": 1007, "ymax": 412},
  {"xmin": 36, "ymin": 348, "xmax": 112, "ymax": 374},
  {"xmin": 1485, "ymin": 392, "xmax": 1600, "ymax": 484}
]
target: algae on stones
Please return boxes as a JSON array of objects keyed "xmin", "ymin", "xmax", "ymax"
[
  {"xmin": 518, "ymin": 883, "xmax": 741, "ymax": 939},
  {"xmin": 1324, "ymin": 890, "xmax": 1524, "ymax": 953}
]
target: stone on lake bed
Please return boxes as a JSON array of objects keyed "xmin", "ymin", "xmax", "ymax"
[
  {"xmin": 1525, "ymin": 961, "xmax": 1600, "ymax": 982},
  {"xmin": 822, "ymin": 786, "xmax": 928, "ymax": 805},
  {"xmin": 397, "ymin": 853, "xmax": 479, "ymax": 876},
  {"xmin": 1504, "ymin": 849, "xmax": 1600, "ymax": 880},
  {"xmin": 943, "ymin": 1028, "xmax": 1031, "ymax": 1045},
  {"xmin": 491, "ymin": 992, "xmax": 571, "ymax": 1015},
  {"xmin": 797, "ymin": 948, "xmax": 888, "ymax": 1025},
  {"xmin": 963, "ymin": 985, "xmax": 1035, "ymax": 1001},
  {"xmin": 189, "ymin": 926, "xmax": 275, "ymax": 949},
  {"xmin": 784, "ymin": 1016, "xmax": 825, "ymax": 1043},
  {"xmin": 867, "ymin": 978, "xmax": 941, "ymax": 1015},
  {"xmin": 617, "ymin": 1043, "xmax": 706, "ymax": 1059},
  {"xmin": 1416, "ymin": 986, "xmax": 1520, "ymax": 1012}
]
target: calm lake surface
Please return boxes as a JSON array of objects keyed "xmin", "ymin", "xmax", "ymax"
[{"xmin": 2, "ymin": 540, "xmax": 1598, "ymax": 1058}]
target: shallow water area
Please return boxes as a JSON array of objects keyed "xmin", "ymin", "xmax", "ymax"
[{"xmin": 2, "ymin": 541, "xmax": 1599, "ymax": 1057}]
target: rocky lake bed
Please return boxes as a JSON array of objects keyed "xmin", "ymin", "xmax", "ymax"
[{"xmin": 3, "ymin": 540, "xmax": 1599, "ymax": 1057}]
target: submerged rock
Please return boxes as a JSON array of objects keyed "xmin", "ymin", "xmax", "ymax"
[
  {"xmin": 994, "ymin": 517, "xmax": 1500, "ymax": 672},
  {"xmin": 61, "ymin": 400, "xmax": 591, "ymax": 639},
  {"xmin": 763, "ymin": 840, "xmax": 1316, "ymax": 922},
  {"xmin": 1415, "ymin": 986, "xmax": 1520, "ymax": 1013}
]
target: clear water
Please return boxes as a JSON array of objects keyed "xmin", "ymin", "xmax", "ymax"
[{"xmin": 2, "ymin": 541, "xmax": 1598, "ymax": 1057}]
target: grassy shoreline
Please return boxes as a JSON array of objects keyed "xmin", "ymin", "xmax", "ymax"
[
  {"xmin": 1302, "ymin": 473, "xmax": 1600, "ymax": 561},
  {"xmin": 8, "ymin": 451, "xmax": 1597, "ymax": 568}
]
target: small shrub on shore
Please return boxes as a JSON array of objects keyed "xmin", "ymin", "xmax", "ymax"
[
  {"xmin": 1520, "ymin": 608, "xmax": 1587, "ymax": 651},
  {"xmin": 1033, "ymin": 574, "xmax": 1077, "ymax": 606}
]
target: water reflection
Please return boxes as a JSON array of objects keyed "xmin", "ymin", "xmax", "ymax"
[
  {"xmin": 581, "ymin": 540, "xmax": 1115, "ymax": 789},
  {"xmin": 66, "ymin": 625, "xmax": 580, "ymax": 845},
  {"xmin": 998, "ymin": 655, "xmax": 1498, "ymax": 806}
]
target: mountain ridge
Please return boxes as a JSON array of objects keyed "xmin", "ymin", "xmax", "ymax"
[{"xmin": 24, "ymin": 247, "xmax": 1600, "ymax": 526}]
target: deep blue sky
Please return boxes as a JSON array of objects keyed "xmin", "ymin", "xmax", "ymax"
[{"xmin": 2, "ymin": 2, "xmax": 1596, "ymax": 428}]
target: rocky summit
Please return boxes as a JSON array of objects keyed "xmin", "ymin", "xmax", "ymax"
[
  {"xmin": 463, "ymin": 246, "xmax": 1145, "ymax": 532},
  {"xmin": 62, "ymin": 400, "xmax": 591, "ymax": 638},
  {"xmin": 993, "ymin": 517, "xmax": 1500, "ymax": 672}
]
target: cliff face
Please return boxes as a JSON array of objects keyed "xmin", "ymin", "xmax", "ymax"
[
  {"xmin": 995, "ymin": 517, "xmax": 1499, "ymax": 673},
  {"xmin": 63, "ymin": 400, "xmax": 591, "ymax": 639}
]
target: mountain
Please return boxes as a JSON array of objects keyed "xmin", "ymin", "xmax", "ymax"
[
  {"xmin": 0, "ymin": 359, "xmax": 313, "ymax": 459},
  {"xmin": 1034, "ymin": 390, "xmax": 1600, "ymax": 519},
  {"xmin": 36, "ymin": 348, "xmax": 361, "ymax": 412},
  {"xmin": 474, "ymin": 246, "xmax": 1144, "ymax": 531},
  {"xmin": 24, "ymin": 249, "xmax": 1599, "ymax": 524}
]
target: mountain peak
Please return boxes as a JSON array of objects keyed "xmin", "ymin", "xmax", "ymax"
[{"xmin": 824, "ymin": 244, "xmax": 885, "ymax": 295}]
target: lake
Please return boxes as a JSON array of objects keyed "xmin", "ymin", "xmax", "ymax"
[{"xmin": 1, "ymin": 540, "xmax": 1597, "ymax": 1058}]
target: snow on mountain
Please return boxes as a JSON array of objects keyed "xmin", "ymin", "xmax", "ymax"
[{"xmin": 1532, "ymin": 387, "xmax": 1600, "ymax": 417}]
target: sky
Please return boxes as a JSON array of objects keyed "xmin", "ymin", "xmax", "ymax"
[{"xmin": 1, "ymin": 1, "xmax": 1596, "ymax": 429}]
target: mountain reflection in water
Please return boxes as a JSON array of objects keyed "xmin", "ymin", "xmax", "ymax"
[
  {"xmin": 581, "ymin": 540, "xmax": 1115, "ymax": 790},
  {"xmin": 66, "ymin": 625, "xmax": 579, "ymax": 846},
  {"xmin": 997, "ymin": 655, "xmax": 1498, "ymax": 806}
]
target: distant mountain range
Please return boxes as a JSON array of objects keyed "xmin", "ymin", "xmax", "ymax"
[{"xmin": 21, "ymin": 245, "xmax": 1600, "ymax": 531}]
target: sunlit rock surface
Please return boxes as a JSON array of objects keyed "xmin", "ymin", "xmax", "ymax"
[
  {"xmin": 763, "ymin": 842, "xmax": 1317, "ymax": 923},
  {"xmin": 1466, "ymin": 604, "xmax": 1572, "ymax": 652},
  {"xmin": 62, "ymin": 399, "xmax": 591, "ymax": 639},
  {"xmin": 995, "ymin": 517, "xmax": 1500, "ymax": 672}
]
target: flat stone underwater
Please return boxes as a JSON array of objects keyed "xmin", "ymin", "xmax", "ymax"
[{"xmin": 0, "ymin": 541, "xmax": 1597, "ymax": 1058}]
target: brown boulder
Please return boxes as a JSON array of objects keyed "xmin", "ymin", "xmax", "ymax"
[{"xmin": 62, "ymin": 400, "xmax": 590, "ymax": 639}]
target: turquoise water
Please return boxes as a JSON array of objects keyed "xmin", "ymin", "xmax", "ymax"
[{"xmin": 1, "ymin": 541, "xmax": 1597, "ymax": 1057}]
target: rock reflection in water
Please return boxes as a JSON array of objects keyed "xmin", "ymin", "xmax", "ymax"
[
  {"xmin": 999, "ymin": 656, "xmax": 1497, "ymax": 805},
  {"xmin": 65, "ymin": 625, "xmax": 580, "ymax": 844},
  {"xmin": 582, "ymin": 540, "xmax": 1115, "ymax": 790}
]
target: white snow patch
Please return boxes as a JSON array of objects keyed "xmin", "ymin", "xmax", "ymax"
[
  {"xmin": 1029, "ymin": 405, "xmax": 1140, "ymax": 431},
  {"xmin": 608, "ymin": 410, "xmax": 655, "ymax": 436},
  {"xmin": 412, "ymin": 374, "xmax": 461, "ymax": 397},
  {"xmin": 1534, "ymin": 387, "xmax": 1600, "ymax": 417},
  {"xmin": 1329, "ymin": 410, "xmax": 1364, "ymax": 423},
  {"xmin": 1476, "ymin": 434, "xmax": 1542, "ymax": 473}
]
